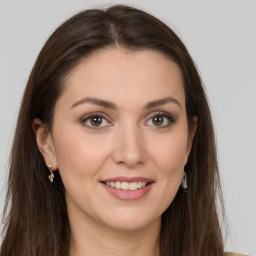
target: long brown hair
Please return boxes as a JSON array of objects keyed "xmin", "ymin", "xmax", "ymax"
[{"xmin": 1, "ymin": 4, "xmax": 224, "ymax": 256}]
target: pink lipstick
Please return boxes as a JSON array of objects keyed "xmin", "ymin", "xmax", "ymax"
[{"xmin": 101, "ymin": 176, "xmax": 154, "ymax": 200}]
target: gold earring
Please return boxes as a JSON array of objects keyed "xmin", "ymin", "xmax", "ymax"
[{"xmin": 48, "ymin": 164, "xmax": 54, "ymax": 183}]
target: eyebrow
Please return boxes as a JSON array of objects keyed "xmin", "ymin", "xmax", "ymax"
[
  {"xmin": 71, "ymin": 97, "xmax": 181, "ymax": 110},
  {"xmin": 71, "ymin": 97, "xmax": 117, "ymax": 109},
  {"xmin": 145, "ymin": 97, "xmax": 182, "ymax": 110}
]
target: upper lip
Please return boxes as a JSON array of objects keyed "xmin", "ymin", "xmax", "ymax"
[{"xmin": 101, "ymin": 176, "xmax": 154, "ymax": 183}]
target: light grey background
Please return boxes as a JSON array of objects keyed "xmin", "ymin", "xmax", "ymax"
[{"xmin": 0, "ymin": 0, "xmax": 255, "ymax": 255}]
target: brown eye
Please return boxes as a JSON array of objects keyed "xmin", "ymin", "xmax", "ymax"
[
  {"xmin": 152, "ymin": 116, "xmax": 164, "ymax": 126},
  {"xmin": 81, "ymin": 113, "xmax": 111, "ymax": 130},
  {"xmin": 90, "ymin": 116, "xmax": 102, "ymax": 126},
  {"xmin": 145, "ymin": 112, "xmax": 176, "ymax": 129}
]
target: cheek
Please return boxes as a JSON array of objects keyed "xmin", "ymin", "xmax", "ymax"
[
  {"xmin": 52, "ymin": 125, "xmax": 111, "ymax": 181},
  {"xmin": 149, "ymin": 130, "xmax": 189, "ymax": 176},
  {"xmin": 150, "ymin": 131, "xmax": 188, "ymax": 208}
]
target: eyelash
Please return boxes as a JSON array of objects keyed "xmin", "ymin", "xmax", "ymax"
[
  {"xmin": 80, "ymin": 111, "xmax": 176, "ymax": 130},
  {"xmin": 145, "ymin": 111, "xmax": 176, "ymax": 129},
  {"xmin": 81, "ymin": 112, "xmax": 112, "ymax": 130}
]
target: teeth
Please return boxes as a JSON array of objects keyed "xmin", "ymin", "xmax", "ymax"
[
  {"xmin": 121, "ymin": 182, "xmax": 130, "ymax": 190},
  {"xmin": 105, "ymin": 181, "xmax": 148, "ymax": 190},
  {"xmin": 129, "ymin": 182, "xmax": 137, "ymax": 190},
  {"xmin": 115, "ymin": 181, "xmax": 121, "ymax": 189}
]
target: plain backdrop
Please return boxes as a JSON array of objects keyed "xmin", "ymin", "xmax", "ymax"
[{"xmin": 0, "ymin": 0, "xmax": 255, "ymax": 255}]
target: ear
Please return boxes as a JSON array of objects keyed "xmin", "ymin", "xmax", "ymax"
[
  {"xmin": 185, "ymin": 116, "xmax": 198, "ymax": 164},
  {"xmin": 32, "ymin": 118, "xmax": 58, "ymax": 170}
]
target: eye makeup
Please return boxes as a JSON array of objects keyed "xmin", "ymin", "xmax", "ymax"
[
  {"xmin": 145, "ymin": 111, "xmax": 177, "ymax": 129},
  {"xmin": 80, "ymin": 110, "xmax": 177, "ymax": 132}
]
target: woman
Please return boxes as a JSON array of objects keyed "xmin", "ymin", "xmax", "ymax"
[{"xmin": 0, "ymin": 4, "xmax": 246, "ymax": 256}]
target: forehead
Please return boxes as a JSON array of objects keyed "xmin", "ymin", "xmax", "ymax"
[{"xmin": 60, "ymin": 47, "xmax": 185, "ymax": 109}]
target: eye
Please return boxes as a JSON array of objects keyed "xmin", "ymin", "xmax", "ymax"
[
  {"xmin": 81, "ymin": 113, "xmax": 111, "ymax": 129},
  {"xmin": 145, "ymin": 112, "xmax": 176, "ymax": 128}
]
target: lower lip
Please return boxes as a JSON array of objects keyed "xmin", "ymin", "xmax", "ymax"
[{"xmin": 101, "ymin": 182, "xmax": 153, "ymax": 200}]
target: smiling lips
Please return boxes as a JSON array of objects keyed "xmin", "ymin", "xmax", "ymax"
[{"xmin": 101, "ymin": 176, "xmax": 154, "ymax": 200}]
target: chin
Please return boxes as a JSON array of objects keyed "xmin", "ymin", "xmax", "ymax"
[{"xmin": 99, "ymin": 209, "xmax": 161, "ymax": 232}]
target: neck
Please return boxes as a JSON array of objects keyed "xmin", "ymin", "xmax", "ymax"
[{"xmin": 69, "ymin": 209, "xmax": 161, "ymax": 256}]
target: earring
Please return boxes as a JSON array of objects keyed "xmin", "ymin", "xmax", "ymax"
[
  {"xmin": 47, "ymin": 164, "xmax": 54, "ymax": 183},
  {"xmin": 181, "ymin": 172, "xmax": 187, "ymax": 191}
]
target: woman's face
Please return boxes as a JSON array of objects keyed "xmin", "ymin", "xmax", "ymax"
[{"xmin": 36, "ymin": 48, "xmax": 196, "ymax": 231}]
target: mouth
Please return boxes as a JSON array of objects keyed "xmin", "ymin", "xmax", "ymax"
[
  {"xmin": 100, "ymin": 177, "xmax": 154, "ymax": 200},
  {"xmin": 102, "ymin": 181, "xmax": 151, "ymax": 191}
]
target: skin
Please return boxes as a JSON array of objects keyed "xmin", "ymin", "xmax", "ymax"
[{"xmin": 33, "ymin": 47, "xmax": 197, "ymax": 256}]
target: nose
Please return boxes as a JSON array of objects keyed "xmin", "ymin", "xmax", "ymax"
[{"xmin": 111, "ymin": 124, "xmax": 147, "ymax": 168}]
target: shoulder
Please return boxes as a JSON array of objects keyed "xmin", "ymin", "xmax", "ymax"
[{"xmin": 224, "ymin": 252, "xmax": 249, "ymax": 256}]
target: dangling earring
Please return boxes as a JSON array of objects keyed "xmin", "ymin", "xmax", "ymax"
[
  {"xmin": 48, "ymin": 164, "xmax": 54, "ymax": 183},
  {"xmin": 181, "ymin": 172, "xmax": 187, "ymax": 191}
]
